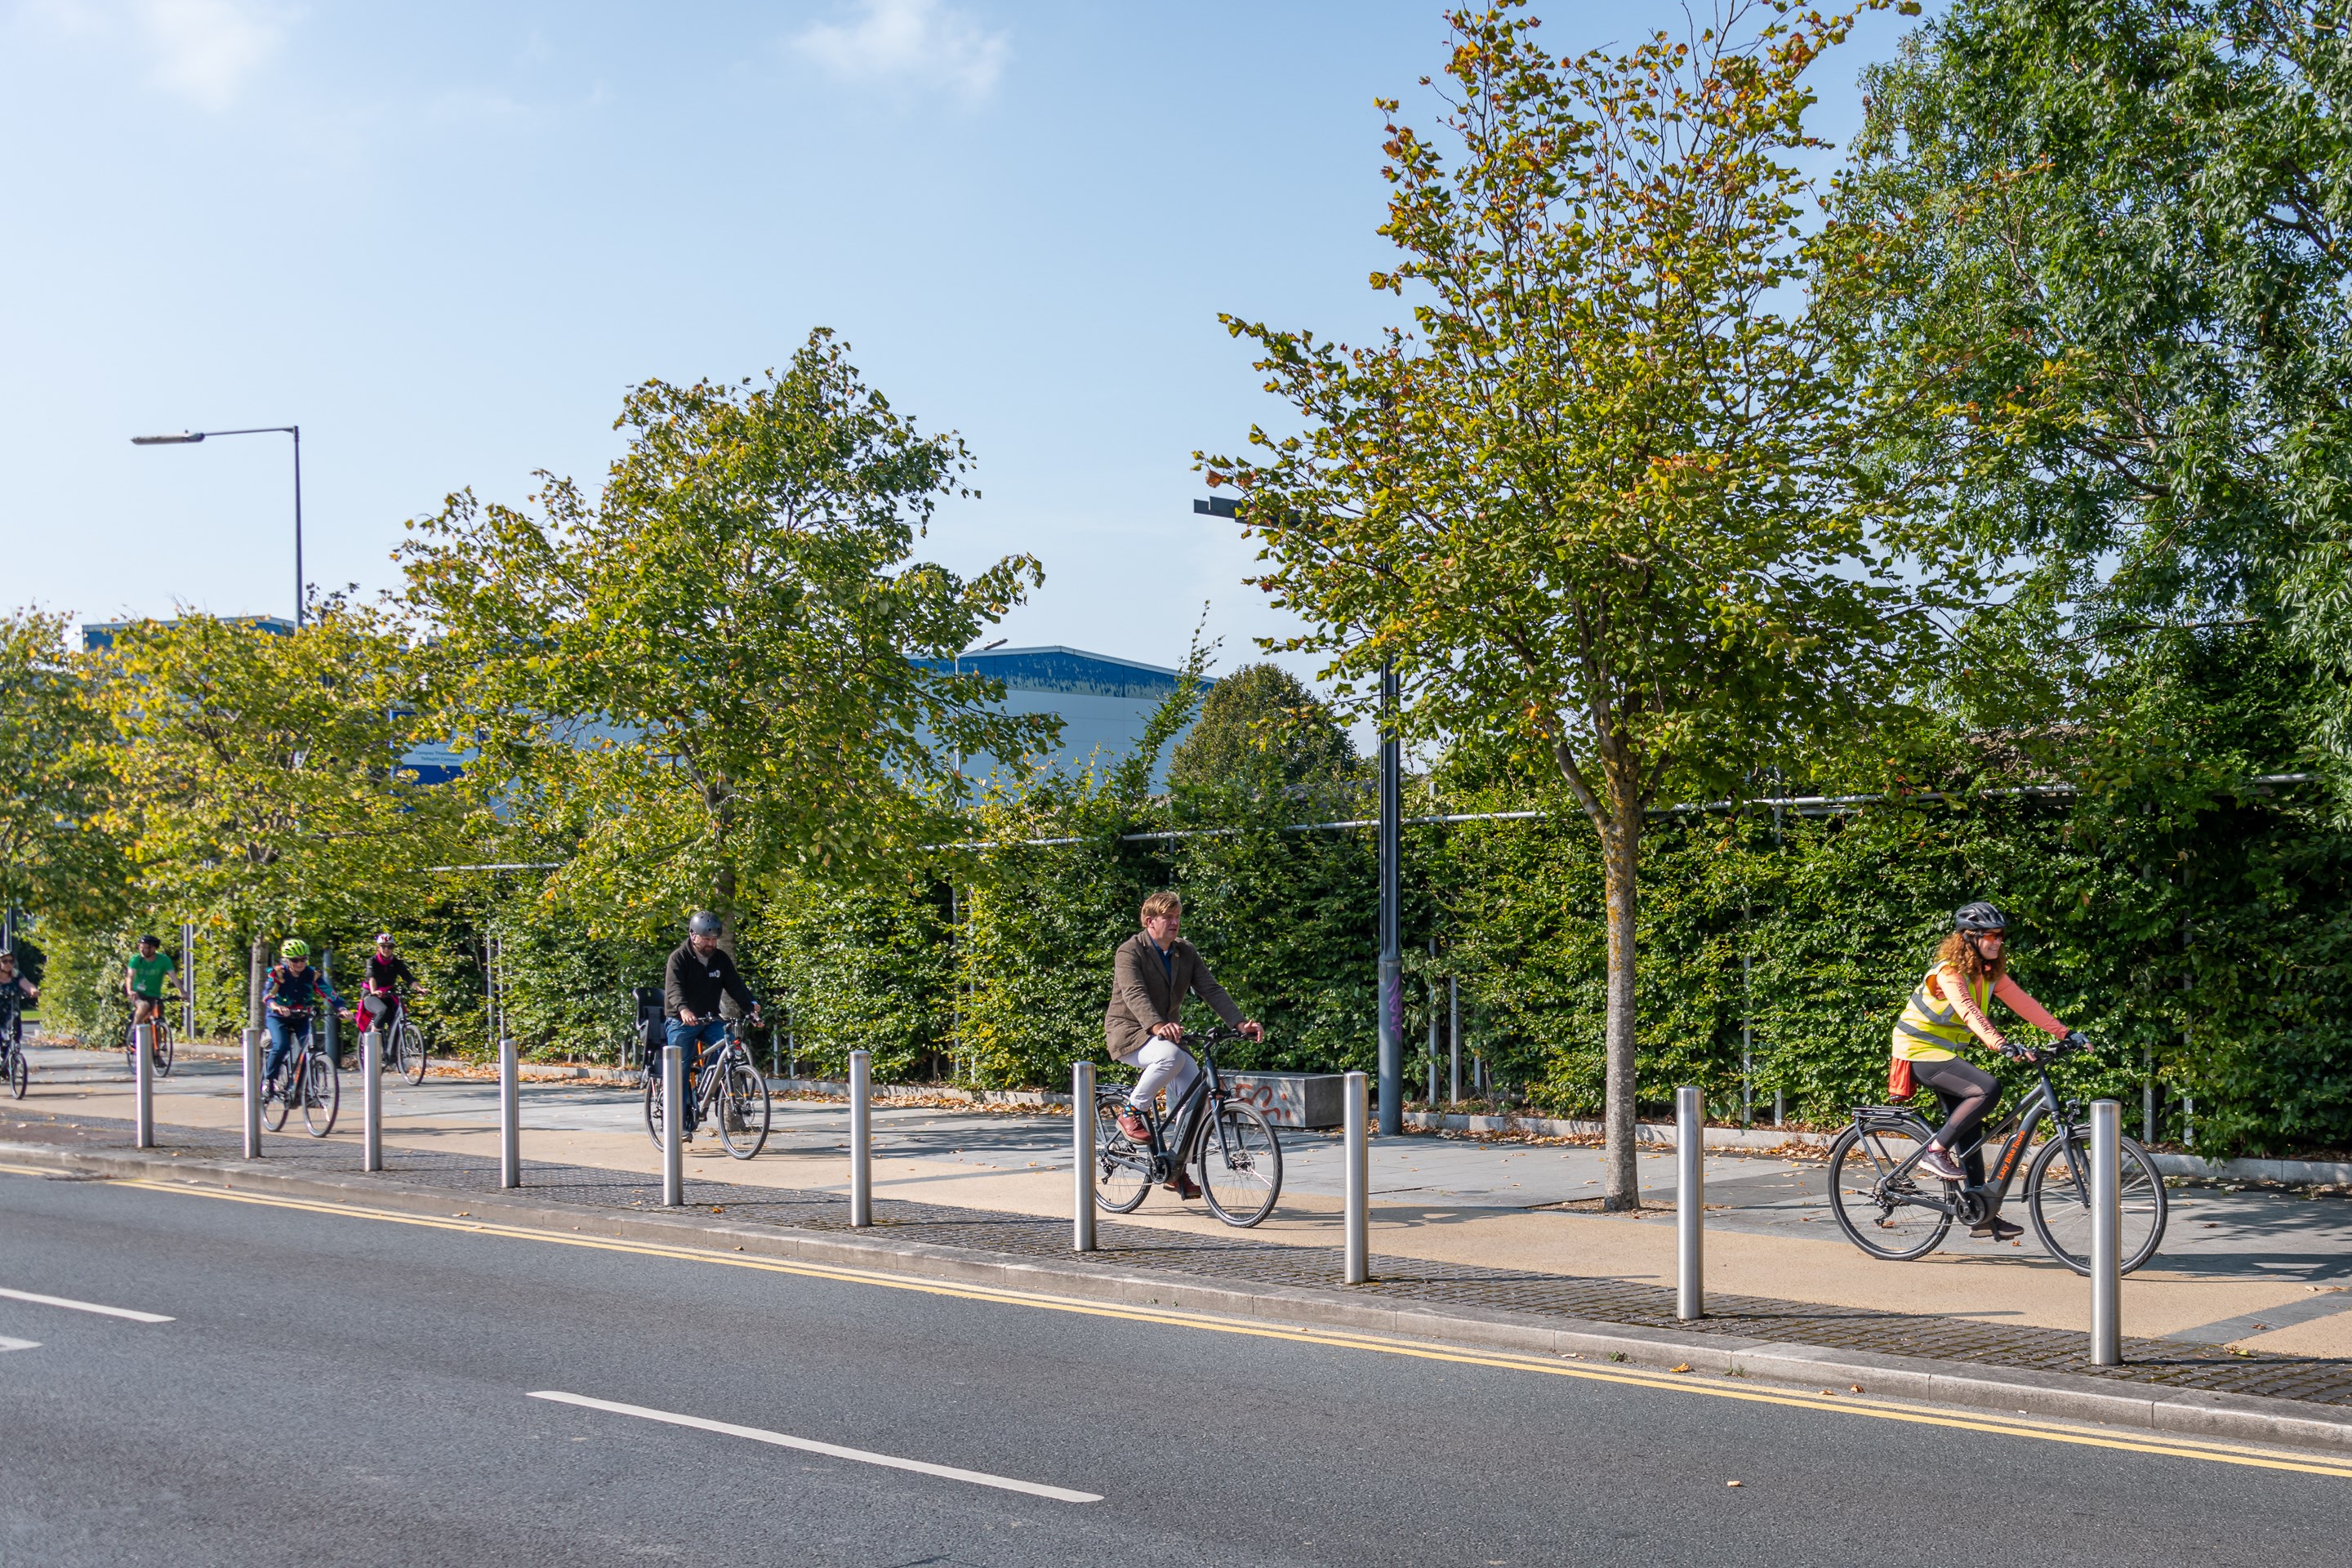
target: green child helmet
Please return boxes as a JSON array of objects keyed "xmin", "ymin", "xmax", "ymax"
[{"xmin": 280, "ymin": 938, "xmax": 311, "ymax": 960}]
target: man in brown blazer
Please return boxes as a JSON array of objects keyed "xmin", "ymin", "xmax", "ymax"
[{"xmin": 1105, "ymin": 890, "xmax": 1261, "ymax": 1196}]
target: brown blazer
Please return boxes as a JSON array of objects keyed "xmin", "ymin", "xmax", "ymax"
[{"xmin": 1103, "ymin": 933, "xmax": 1243, "ymax": 1062}]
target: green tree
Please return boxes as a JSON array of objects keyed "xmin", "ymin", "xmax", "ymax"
[
  {"xmin": 0, "ymin": 611, "xmax": 121, "ymax": 933},
  {"xmin": 1831, "ymin": 0, "xmax": 2352, "ymax": 793},
  {"xmin": 1203, "ymin": 2, "xmax": 1938, "ymax": 1207},
  {"xmin": 90, "ymin": 607, "xmax": 457, "ymax": 982},
  {"xmin": 400, "ymin": 329, "xmax": 1060, "ymax": 945},
  {"xmin": 1167, "ymin": 662, "xmax": 1358, "ymax": 799}
]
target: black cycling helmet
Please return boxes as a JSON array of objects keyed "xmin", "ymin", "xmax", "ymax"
[
  {"xmin": 1954, "ymin": 902, "xmax": 2007, "ymax": 933},
  {"xmin": 138, "ymin": 933, "xmax": 161, "ymax": 948},
  {"xmin": 687, "ymin": 911, "xmax": 722, "ymax": 937}
]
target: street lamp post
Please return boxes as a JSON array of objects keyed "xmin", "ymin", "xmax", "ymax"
[
  {"xmin": 1376, "ymin": 658, "xmax": 1401, "ymax": 1134},
  {"xmin": 1195, "ymin": 495, "xmax": 1404, "ymax": 1134},
  {"xmin": 131, "ymin": 425, "xmax": 305, "ymax": 626}
]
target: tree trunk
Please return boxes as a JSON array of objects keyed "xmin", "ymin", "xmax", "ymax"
[
  {"xmin": 1598, "ymin": 785, "xmax": 1641, "ymax": 1212},
  {"xmin": 711, "ymin": 855, "xmax": 742, "ymax": 1022}
]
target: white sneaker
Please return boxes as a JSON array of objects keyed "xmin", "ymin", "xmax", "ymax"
[{"xmin": 1916, "ymin": 1146, "xmax": 1966, "ymax": 1183}]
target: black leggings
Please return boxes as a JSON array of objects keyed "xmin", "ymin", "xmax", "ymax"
[{"xmin": 1914, "ymin": 1058, "xmax": 2001, "ymax": 1187}]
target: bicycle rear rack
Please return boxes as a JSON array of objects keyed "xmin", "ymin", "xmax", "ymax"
[{"xmin": 1853, "ymin": 1104, "xmax": 1928, "ymax": 1134}]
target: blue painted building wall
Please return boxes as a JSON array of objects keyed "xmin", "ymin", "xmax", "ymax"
[{"xmin": 914, "ymin": 645, "xmax": 1208, "ymax": 790}]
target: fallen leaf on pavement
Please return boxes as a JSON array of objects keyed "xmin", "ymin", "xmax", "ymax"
[
  {"xmin": 1850, "ymin": 1384, "xmax": 1864, "ymax": 1393},
  {"xmin": 1726, "ymin": 1481, "xmax": 1743, "ymax": 1488},
  {"xmin": 1669, "ymin": 1363, "xmax": 1692, "ymax": 1374}
]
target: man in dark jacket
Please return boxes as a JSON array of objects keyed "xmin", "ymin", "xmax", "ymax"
[
  {"xmin": 1104, "ymin": 890, "xmax": 1260, "ymax": 1197},
  {"xmin": 659, "ymin": 911, "xmax": 762, "ymax": 1132}
]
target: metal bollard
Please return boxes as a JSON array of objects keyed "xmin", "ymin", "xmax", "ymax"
[
  {"xmin": 498, "ymin": 1036, "xmax": 520, "ymax": 1189},
  {"xmin": 1677, "ymin": 1085, "xmax": 1704, "ymax": 1321},
  {"xmin": 241, "ymin": 1027, "xmax": 263, "ymax": 1159},
  {"xmin": 2090, "ymin": 1098, "xmax": 2123, "ymax": 1365},
  {"xmin": 132, "ymin": 1024, "xmax": 155, "ymax": 1149},
  {"xmin": 361, "ymin": 1029, "xmax": 384, "ymax": 1172},
  {"xmin": 661, "ymin": 1045, "xmax": 684, "ymax": 1206},
  {"xmin": 1343, "ymin": 1070, "xmax": 1369, "ymax": 1284},
  {"xmin": 1073, "ymin": 1061, "xmax": 1096, "ymax": 1252},
  {"xmin": 849, "ymin": 1049, "xmax": 872, "ymax": 1227}
]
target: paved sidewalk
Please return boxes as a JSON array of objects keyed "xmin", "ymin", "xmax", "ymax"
[
  {"xmin": 10, "ymin": 1045, "xmax": 2352, "ymax": 1413},
  {"xmin": 27, "ymin": 1041, "xmax": 2352, "ymax": 1349}
]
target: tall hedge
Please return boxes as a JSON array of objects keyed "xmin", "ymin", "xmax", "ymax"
[{"xmin": 31, "ymin": 783, "xmax": 2346, "ymax": 1158}]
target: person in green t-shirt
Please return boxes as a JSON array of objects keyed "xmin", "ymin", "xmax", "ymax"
[{"xmin": 123, "ymin": 935, "xmax": 178, "ymax": 1035}]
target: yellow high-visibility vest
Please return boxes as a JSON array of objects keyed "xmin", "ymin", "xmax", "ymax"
[{"xmin": 1890, "ymin": 965, "xmax": 1989, "ymax": 1062}]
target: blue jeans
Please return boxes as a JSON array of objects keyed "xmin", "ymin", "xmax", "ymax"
[
  {"xmin": 263, "ymin": 1012, "xmax": 311, "ymax": 1083},
  {"xmin": 657, "ymin": 1020, "xmax": 728, "ymax": 1126}
]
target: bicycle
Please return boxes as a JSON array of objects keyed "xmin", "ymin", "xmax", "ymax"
[
  {"xmin": 261, "ymin": 1006, "xmax": 341, "ymax": 1138},
  {"xmin": 1090, "ymin": 1025, "xmax": 1282, "ymax": 1227},
  {"xmin": 1828, "ymin": 1037, "xmax": 2168, "ymax": 1275},
  {"xmin": 122, "ymin": 1007, "xmax": 175, "ymax": 1080},
  {"xmin": 363, "ymin": 994, "xmax": 428, "ymax": 1085},
  {"xmin": 1, "ymin": 1000, "xmax": 25, "ymax": 1100},
  {"xmin": 642, "ymin": 1022, "xmax": 770, "ymax": 1160}
]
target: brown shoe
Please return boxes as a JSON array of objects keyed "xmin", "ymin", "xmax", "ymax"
[
  {"xmin": 1116, "ymin": 1109, "xmax": 1152, "ymax": 1143},
  {"xmin": 1166, "ymin": 1174, "xmax": 1201, "ymax": 1200}
]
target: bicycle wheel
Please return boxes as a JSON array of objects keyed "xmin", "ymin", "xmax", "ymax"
[
  {"xmin": 395, "ymin": 1020, "xmax": 427, "ymax": 1084},
  {"xmin": 6, "ymin": 1045, "xmax": 25, "ymax": 1099},
  {"xmin": 1093, "ymin": 1095, "xmax": 1151, "ymax": 1214},
  {"xmin": 152, "ymin": 1022, "xmax": 173, "ymax": 1079},
  {"xmin": 123, "ymin": 1022, "xmax": 138, "ymax": 1077},
  {"xmin": 715, "ymin": 1060, "xmax": 770, "ymax": 1159},
  {"xmin": 2025, "ymin": 1129, "xmax": 2169, "ymax": 1276},
  {"xmin": 1197, "ymin": 1100, "xmax": 1282, "ymax": 1227},
  {"xmin": 264, "ymin": 1067, "xmax": 292, "ymax": 1131},
  {"xmin": 302, "ymin": 1049, "xmax": 340, "ymax": 1137},
  {"xmin": 643, "ymin": 1069, "xmax": 666, "ymax": 1151},
  {"xmin": 1826, "ymin": 1123, "xmax": 1953, "ymax": 1262}
]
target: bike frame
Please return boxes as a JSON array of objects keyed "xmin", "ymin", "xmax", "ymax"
[
  {"xmin": 1126, "ymin": 1030, "xmax": 1243, "ymax": 1180},
  {"xmin": 653, "ymin": 1023, "xmax": 746, "ymax": 1116},
  {"xmin": 265, "ymin": 1005, "xmax": 338, "ymax": 1086},
  {"xmin": 1861, "ymin": 1057, "xmax": 2085, "ymax": 1218}
]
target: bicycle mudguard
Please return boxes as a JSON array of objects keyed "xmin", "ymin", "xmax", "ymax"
[{"xmin": 1853, "ymin": 1105, "xmax": 1934, "ymax": 1136}]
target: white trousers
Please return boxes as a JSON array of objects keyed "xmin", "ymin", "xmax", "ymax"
[{"xmin": 1127, "ymin": 1039, "xmax": 1198, "ymax": 1111}]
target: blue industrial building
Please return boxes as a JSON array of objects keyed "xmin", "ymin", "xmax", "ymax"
[{"xmin": 913, "ymin": 645, "xmax": 1207, "ymax": 790}]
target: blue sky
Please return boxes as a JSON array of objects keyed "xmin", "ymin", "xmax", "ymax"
[{"xmin": 1, "ymin": 0, "xmax": 1924, "ymax": 686}]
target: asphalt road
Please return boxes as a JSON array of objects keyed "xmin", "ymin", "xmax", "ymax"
[{"xmin": 5, "ymin": 1169, "xmax": 2352, "ymax": 1566}]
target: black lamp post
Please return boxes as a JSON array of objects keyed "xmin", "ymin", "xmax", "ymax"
[
  {"xmin": 131, "ymin": 425, "xmax": 305, "ymax": 627},
  {"xmin": 1195, "ymin": 495, "xmax": 1403, "ymax": 1134}
]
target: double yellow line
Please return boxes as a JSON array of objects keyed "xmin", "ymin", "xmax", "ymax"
[{"xmin": 37, "ymin": 1169, "xmax": 2352, "ymax": 1481}]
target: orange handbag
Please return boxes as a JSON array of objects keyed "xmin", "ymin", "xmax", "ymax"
[{"xmin": 1886, "ymin": 1057, "xmax": 1916, "ymax": 1100}]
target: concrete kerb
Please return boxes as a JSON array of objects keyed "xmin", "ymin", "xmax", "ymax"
[{"xmin": 11, "ymin": 1134, "xmax": 2352, "ymax": 1459}]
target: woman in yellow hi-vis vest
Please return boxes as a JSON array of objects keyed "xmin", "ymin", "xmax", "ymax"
[{"xmin": 1893, "ymin": 902, "xmax": 2082, "ymax": 1241}]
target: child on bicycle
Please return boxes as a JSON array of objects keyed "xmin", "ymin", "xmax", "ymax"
[
  {"xmin": 1893, "ymin": 902, "xmax": 2083, "ymax": 1240},
  {"xmin": 261, "ymin": 940, "xmax": 343, "ymax": 1090}
]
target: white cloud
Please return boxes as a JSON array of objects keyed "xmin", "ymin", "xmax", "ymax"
[
  {"xmin": 791, "ymin": 0, "xmax": 1008, "ymax": 101},
  {"xmin": 137, "ymin": 0, "xmax": 286, "ymax": 109}
]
